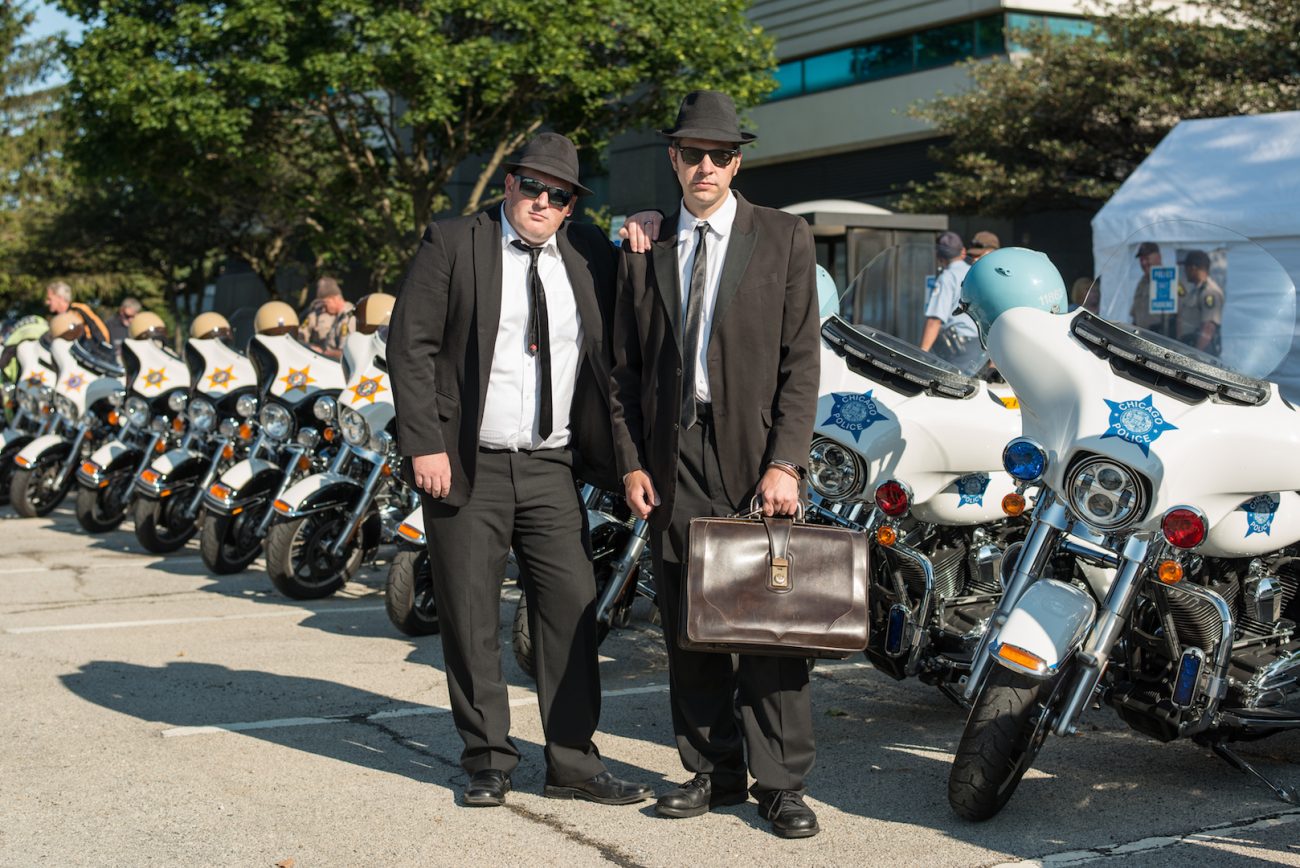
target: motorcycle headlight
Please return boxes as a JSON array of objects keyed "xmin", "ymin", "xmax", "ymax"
[
  {"xmin": 124, "ymin": 396, "xmax": 150, "ymax": 427},
  {"xmin": 338, "ymin": 405, "xmax": 370, "ymax": 447},
  {"xmin": 258, "ymin": 402, "xmax": 294, "ymax": 441},
  {"xmin": 108, "ymin": 391, "xmax": 123, "ymax": 408},
  {"xmin": 1067, "ymin": 456, "xmax": 1147, "ymax": 531},
  {"xmin": 368, "ymin": 429, "xmax": 393, "ymax": 455},
  {"xmin": 18, "ymin": 390, "xmax": 38, "ymax": 413},
  {"xmin": 54, "ymin": 393, "xmax": 79, "ymax": 423},
  {"xmin": 235, "ymin": 393, "xmax": 258, "ymax": 418},
  {"xmin": 312, "ymin": 395, "xmax": 337, "ymax": 423},
  {"xmin": 808, "ymin": 436, "xmax": 863, "ymax": 501},
  {"xmin": 1002, "ymin": 437, "xmax": 1047, "ymax": 483},
  {"xmin": 187, "ymin": 397, "xmax": 217, "ymax": 432},
  {"xmin": 297, "ymin": 426, "xmax": 320, "ymax": 448},
  {"xmin": 168, "ymin": 391, "xmax": 188, "ymax": 413},
  {"xmin": 218, "ymin": 418, "xmax": 237, "ymax": 438}
]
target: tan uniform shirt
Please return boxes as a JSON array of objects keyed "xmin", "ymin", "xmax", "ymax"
[
  {"xmin": 1176, "ymin": 276, "xmax": 1224, "ymax": 346},
  {"xmin": 299, "ymin": 301, "xmax": 354, "ymax": 352}
]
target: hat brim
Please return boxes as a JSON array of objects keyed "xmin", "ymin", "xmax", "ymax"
[
  {"xmin": 660, "ymin": 125, "xmax": 757, "ymax": 144},
  {"xmin": 503, "ymin": 158, "xmax": 593, "ymax": 197}
]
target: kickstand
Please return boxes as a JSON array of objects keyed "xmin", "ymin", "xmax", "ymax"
[{"xmin": 1212, "ymin": 742, "xmax": 1300, "ymax": 806}]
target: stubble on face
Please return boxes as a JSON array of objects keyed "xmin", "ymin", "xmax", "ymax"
[
  {"xmin": 670, "ymin": 137, "xmax": 741, "ymax": 220},
  {"xmin": 503, "ymin": 171, "xmax": 575, "ymax": 247}
]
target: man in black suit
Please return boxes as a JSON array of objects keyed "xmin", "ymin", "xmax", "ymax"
[
  {"xmin": 609, "ymin": 91, "xmax": 822, "ymax": 838},
  {"xmin": 388, "ymin": 133, "xmax": 652, "ymax": 808}
]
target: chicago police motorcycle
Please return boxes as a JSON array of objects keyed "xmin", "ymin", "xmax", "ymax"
[
  {"xmin": 201, "ymin": 301, "xmax": 344, "ymax": 574},
  {"xmin": 1, "ymin": 319, "xmax": 55, "ymax": 504},
  {"xmin": 809, "ymin": 249, "xmax": 1027, "ymax": 700},
  {"xmin": 264, "ymin": 294, "xmax": 412, "ymax": 599},
  {"xmin": 11, "ymin": 314, "xmax": 124, "ymax": 517},
  {"xmin": 130, "ymin": 313, "xmax": 258, "ymax": 552},
  {"xmin": 74, "ymin": 313, "xmax": 191, "ymax": 532},
  {"xmin": 949, "ymin": 222, "xmax": 1300, "ymax": 821}
]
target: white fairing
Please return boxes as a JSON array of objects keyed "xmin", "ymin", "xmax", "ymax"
[
  {"xmin": 989, "ymin": 307, "xmax": 1300, "ymax": 556},
  {"xmin": 339, "ymin": 331, "xmax": 395, "ymax": 436},
  {"xmin": 253, "ymin": 334, "xmax": 345, "ymax": 403},
  {"xmin": 188, "ymin": 338, "xmax": 256, "ymax": 398},
  {"xmin": 124, "ymin": 338, "xmax": 190, "ymax": 397},
  {"xmin": 815, "ymin": 340, "xmax": 1022, "ymax": 524},
  {"xmin": 996, "ymin": 578, "xmax": 1098, "ymax": 677},
  {"xmin": 14, "ymin": 340, "xmax": 54, "ymax": 399},
  {"xmin": 51, "ymin": 339, "xmax": 122, "ymax": 416}
]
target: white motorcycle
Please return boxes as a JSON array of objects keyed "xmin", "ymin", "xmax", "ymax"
[
  {"xmin": 950, "ymin": 221, "xmax": 1300, "ymax": 820},
  {"xmin": 1, "ymin": 334, "xmax": 57, "ymax": 504}
]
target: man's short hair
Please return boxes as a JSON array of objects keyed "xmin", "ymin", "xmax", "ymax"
[
  {"xmin": 1183, "ymin": 250, "xmax": 1211, "ymax": 271},
  {"xmin": 46, "ymin": 281, "xmax": 72, "ymax": 302},
  {"xmin": 120, "ymin": 297, "xmax": 143, "ymax": 315},
  {"xmin": 315, "ymin": 276, "xmax": 343, "ymax": 299},
  {"xmin": 1135, "ymin": 241, "xmax": 1160, "ymax": 258}
]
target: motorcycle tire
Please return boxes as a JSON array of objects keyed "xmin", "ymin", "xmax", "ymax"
[
  {"xmin": 385, "ymin": 548, "xmax": 438, "ymax": 636},
  {"xmin": 948, "ymin": 665, "xmax": 1057, "ymax": 822},
  {"xmin": 264, "ymin": 513, "xmax": 362, "ymax": 600},
  {"xmin": 0, "ymin": 443, "xmax": 23, "ymax": 506},
  {"xmin": 200, "ymin": 508, "xmax": 265, "ymax": 574},
  {"xmin": 512, "ymin": 578, "xmax": 615, "ymax": 681},
  {"xmin": 9, "ymin": 453, "xmax": 73, "ymax": 517},
  {"xmin": 133, "ymin": 495, "xmax": 199, "ymax": 554},
  {"xmin": 75, "ymin": 477, "xmax": 130, "ymax": 532}
]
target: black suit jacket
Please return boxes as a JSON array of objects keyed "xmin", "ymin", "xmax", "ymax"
[
  {"xmin": 388, "ymin": 208, "xmax": 619, "ymax": 507},
  {"xmin": 608, "ymin": 192, "xmax": 820, "ymax": 530}
]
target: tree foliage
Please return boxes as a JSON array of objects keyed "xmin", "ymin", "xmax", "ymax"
[{"xmin": 898, "ymin": 0, "xmax": 1300, "ymax": 215}]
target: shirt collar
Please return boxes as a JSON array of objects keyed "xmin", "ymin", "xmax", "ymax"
[
  {"xmin": 677, "ymin": 191, "xmax": 736, "ymax": 240},
  {"xmin": 501, "ymin": 205, "xmax": 560, "ymax": 257}
]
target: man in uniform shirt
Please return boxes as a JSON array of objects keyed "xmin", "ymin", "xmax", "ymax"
[
  {"xmin": 1129, "ymin": 241, "xmax": 1176, "ymax": 335},
  {"xmin": 919, "ymin": 231, "xmax": 980, "ymax": 369},
  {"xmin": 1177, "ymin": 249, "xmax": 1224, "ymax": 353},
  {"xmin": 299, "ymin": 277, "xmax": 354, "ymax": 359}
]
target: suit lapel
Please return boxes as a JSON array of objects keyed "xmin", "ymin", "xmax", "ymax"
[
  {"xmin": 473, "ymin": 209, "xmax": 503, "ymax": 414},
  {"xmin": 652, "ymin": 210, "xmax": 683, "ymax": 350},
  {"xmin": 555, "ymin": 227, "xmax": 601, "ymax": 363},
  {"xmin": 708, "ymin": 193, "xmax": 756, "ymax": 347}
]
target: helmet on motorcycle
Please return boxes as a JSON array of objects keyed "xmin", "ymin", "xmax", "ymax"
[
  {"xmin": 353, "ymin": 292, "xmax": 395, "ymax": 335},
  {"xmin": 815, "ymin": 265, "xmax": 840, "ymax": 318},
  {"xmin": 49, "ymin": 311, "xmax": 84, "ymax": 341},
  {"xmin": 128, "ymin": 311, "xmax": 167, "ymax": 340},
  {"xmin": 960, "ymin": 247, "xmax": 1068, "ymax": 345},
  {"xmin": 190, "ymin": 311, "xmax": 232, "ymax": 340},
  {"xmin": 255, "ymin": 301, "xmax": 298, "ymax": 336}
]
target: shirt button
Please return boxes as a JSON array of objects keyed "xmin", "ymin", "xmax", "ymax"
[{"xmin": 675, "ymin": 367, "xmax": 683, "ymax": 377}]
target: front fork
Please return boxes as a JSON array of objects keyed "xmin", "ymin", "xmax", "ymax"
[
  {"xmin": 53, "ymin": 423, "xmax": 93, "ymax": 489},
  {"xmin": 325, "ymin": 448, "xmax": 389, "ymax": 557},
  {"xmin": 182, "ymin": 437, "xmax": 232, "ymax": 519},
  {"xmin": 255, "ymin": 444, "xmax": 307, "ymax": 536},
  {"xmin": 593, "ymin": 517, "xmax": 651, "ymax": 628}
]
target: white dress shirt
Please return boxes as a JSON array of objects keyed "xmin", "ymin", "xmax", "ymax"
[
  {"xmin": 676, "ymin": 191, "xmax": 737, "ymax": 403},
  {"xmin": 479, "ymin": 208, "xmax": 584, "ymax": 450}
]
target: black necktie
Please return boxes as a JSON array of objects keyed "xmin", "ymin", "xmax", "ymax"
[
  {"xmin": 681, "ymin": 222, "xmax": 709, "ymax": 429},
  {"xmin": 511, "ymin": 240, "xmax": 552, "ymax": 440}
]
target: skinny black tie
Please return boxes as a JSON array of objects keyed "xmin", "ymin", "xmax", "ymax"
[
  {"xmin": 681, "ymin": 222, "xmax": 709, "ymax": 429},
  {"xmin": 511, "ymin": 240, "xmax": 552, "ymax": 439}
]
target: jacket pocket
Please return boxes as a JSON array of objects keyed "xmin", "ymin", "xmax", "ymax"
[
  {"xmin": 436, "ymin": 389, "xmax": 458, "ymax": 422},
  {"xmin": 760, "ymin": 408, "xmax": 774, "ymax": 428}
]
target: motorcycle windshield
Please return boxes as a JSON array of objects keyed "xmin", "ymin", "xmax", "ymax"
[
  {"xmin": 831, "ymin": 242, "xmax": 990, "ymax": 382},
  {"xmin": 1087, "ymin": 220, "xmax": 1298, "ymax": 401}
]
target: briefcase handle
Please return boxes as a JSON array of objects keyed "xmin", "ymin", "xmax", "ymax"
[{"xmin": 742, "ymin": 496, "xmax": 807, "ymax": 523}]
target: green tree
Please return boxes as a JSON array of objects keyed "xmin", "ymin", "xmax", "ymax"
[{"xmin": 898, "ymin": 0, "xmax": 1300, "ymax": 215}]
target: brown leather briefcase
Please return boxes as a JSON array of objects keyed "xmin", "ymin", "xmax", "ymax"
[{"xmin": 680, "ymin": 510, "xmax": 870, "ymax": 659}]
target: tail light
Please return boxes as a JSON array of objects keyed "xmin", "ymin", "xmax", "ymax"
[
  {"xmin": 874, "ymin": 480, "xmax": 911, "ymax": 518},
  {"xmin": 1161, "ymin": 506, "xmax": 1206, "ymax": 549}
]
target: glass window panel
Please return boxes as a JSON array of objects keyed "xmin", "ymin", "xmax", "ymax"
[
  {"xmin": 1005, "ymin": 12, "xmax": 1039, "ymax": 53},
  {"xmin": 1046, "ymin": 16, "xmax": 1095, "ymax": 38},
  {"xmin": 803, "ymin": 49, "xmax": 858, "ymax": 93},
  {"xmin": 770, "ymin": 61, "xmax": 804, "ymax": 100},
  {"xmin": 853, "ymin": 34, "xmax": 913, "ymax": 82},
  {"xmin": 915, "ymin": 20, "xmax": 976, "ymax": 70},
  {"xmin": 974, "ymin": 14, "xmax": 1005, "ymax": 55}
]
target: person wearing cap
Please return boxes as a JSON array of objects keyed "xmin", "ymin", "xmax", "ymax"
[
  {"xmin": 1176, "ymin": 249, "xmax": 1224, "ymax": 353},
  {"xmin": 919, "ymin": 231, "xmax": 980, "ymax": 369},
  {"xmin": 1129, "ymin": 241, "xmax": 1174, "ymax": 335},
  {"xmin": 965, "ymin": 230, "xmax": 1000, "ymax": 264},
  {"xmin": 608, "ymin": 90, "xmax": 822, "ymax": 839},
  {"xmin": 388, "ymin": 131, "xmax": 656, "ymax": 810},
  {"xmin": 299, "ymin": 277, "xmax": 354, "ymax": 359}
]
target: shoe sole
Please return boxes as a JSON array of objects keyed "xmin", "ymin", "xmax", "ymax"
[
  {"xmin": 543, "ymin": 785, "xmax": 651, "ymax": 806},
  {"xmin": 462, "ymin": 794, "xmax": 507, "ymax": 807},
  {"xmin": 773, "ymin": 823, "xmax": 820, "ymax": 839},
  {"xmin": 655, "ymin": 792, "xmax": 748, "ymax": 819}
]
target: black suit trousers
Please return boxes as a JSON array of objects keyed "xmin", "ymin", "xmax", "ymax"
[
  {"xmin": 651, "ymin": 416, "xmax": 816, "ymax": 795},
  {"xmin": 422, "ymin": 447, "xmax": 605, "ymax": 784}
]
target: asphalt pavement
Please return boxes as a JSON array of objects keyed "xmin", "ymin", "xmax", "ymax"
[{"xmin": 2, "ymin": 504, "xmax": 1298, "ymax": 867}]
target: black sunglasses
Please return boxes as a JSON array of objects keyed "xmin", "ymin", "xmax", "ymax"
[
  {"xmin": 515, "ymin": 175, "xmax": 575, "ymax": 207},
  {"xmin": 675, "ymin": 146, "xmax": 739, "ymax": 168}
]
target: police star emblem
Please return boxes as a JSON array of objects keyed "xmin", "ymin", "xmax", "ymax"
[
  {"xmin": 25, "ymin": 371, "xmax": 46, "ymax": 387},
  {"xmin": 143, "ymin": 368, "xmax": 168, "ymax": 389},
  {"xmin": 1101, "ymin": 394, "xmax": 1176, "ymax": 456},
  {"xmin": 349, "ymin": 374, "xmax": 387, "ymax": 405},
  {"xmin": 955, "ymin": 473, "xmax": 991, "ymax": 507},
  {"xmin": 206, "ymin": 366, "xmax": 236, "ymax": 388},
  {"xmin": 280, "ymin": 366, "xmax": 315, "ymax": 393},
  {"xmin": 1242, "ymin": 493, "xmax": 1280, "ymax": 537},
  {"xmin": 822, "ymin": 391, "xmax": 887, "ymax": 442},
  {"xmin": 64, "ymin": 373, "xmax": 86, "ymax": 392}
]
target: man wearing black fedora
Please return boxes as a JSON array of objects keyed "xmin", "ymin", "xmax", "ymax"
[
  {"xmin": 388, "ymin": 131, "xmax": 656, "ymax": 808},
  {"xmin": 609, "ymin": 91, "xmax": 823, "ymax": 837}
]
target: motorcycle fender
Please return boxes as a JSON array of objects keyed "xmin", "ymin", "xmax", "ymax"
[
  {"xmin": 14, "ymin": 433, "xmax": 69, "ymax": 468},
  {"xmin": 992, "ymin": 579, "xmax": 1097, "ymax": 680},
  {"xmin": 206, "ymin": 458, "xmax": 282, "ymax": 514},
  {"xmin": 88, "ymin": 440, "xmax": 142, "ymax": 474},
  {"xmin": 273, "ymin": 472, "xmax": 361, "ymax": 518},
  {"xmin": 150, "ymin": 448, "xmax": 207, "ymax": 479},
  {"xmin": 2, "ymin": 428, "xmax": 33, "ymax": 451}
]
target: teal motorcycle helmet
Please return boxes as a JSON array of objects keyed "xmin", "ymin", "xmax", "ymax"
[
  {"xmin": 815, "ymin": 264, "xmax": 839, "ymax": 317},
  {"xmin": 960, "ymin": 247, "xmax": 1068, "ymax": 346}
]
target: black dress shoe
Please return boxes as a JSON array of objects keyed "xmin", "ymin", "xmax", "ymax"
[
  {"xmin": 544, "ymin": 770, "xmax": 653, "ymax": 805},
  {"xmin": 757, "ymin": 790, "xmax": 820, "ymax": 839},
  {"xmin": 463, "ymin": 769, "xmax": 511, "ymax": 807},
  {"xmin": 655, "ymin": 774, "xmax": 749, "ymax": 819}
]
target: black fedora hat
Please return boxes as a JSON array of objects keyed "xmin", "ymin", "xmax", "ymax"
[
  {"xmin": 660, "ymin": 90, "xmax": 756, "ymax": 144},
  {"xmin": 503, "ymin": 132, "xmax": 593, "ymax": 197}
]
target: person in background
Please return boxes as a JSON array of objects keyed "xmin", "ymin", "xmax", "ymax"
[
  {"xmin": 44, "ymin": 281, "xmax": 111, "ymax": 344},
  {"xmin": 965, "ymin": 230, "xmax": 1000, "ymax": 264},
  {"xmin": 106, "ymin": 297, "xmax": 142, "ymax": 356},
  {"xmin": 299, "ymin": 277, "xmax": 354, "ymax": 359},
  {"xmin": 919, "ymin": 232, "xmax": 980, "ymax": 369},
  {"xmin": 1129, "ymin": 241, "xmax": 1173, "ymax": 335},
  {"xmin": 1177, "ymin": 249, "xmax": 1223, "ymax": 353}
]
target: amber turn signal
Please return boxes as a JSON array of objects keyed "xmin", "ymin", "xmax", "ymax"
[
  {"xmin": 1157, "ymin": 560, "xmax": 1184, "ymax": 584},
  {"xmin": 221, "ymin": 444, "xmax": 234, "ymax": 460},
  {"xmin": 1002, "ymin": 493, "xmax": 1027, "ymax": 517},
  {"xmin": 238, "ymin": 423, "xmax": 253, "ymax": 441},
  {"xmin": 875, "ymin": 525, "xmax": 898, "ymax": 547}
]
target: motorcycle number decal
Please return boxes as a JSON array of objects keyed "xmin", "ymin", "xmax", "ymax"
[
  {"xmin": 822, "ymin": 391, "xmax": 887, "ymax": 442},
  {"xmin": 207, "ymin": 366, "xmax": 236, "ymax": 388},
  {"xmin": 349, "ymin": 374, "xmax": 387, "ymax": 404},
  {"xmin": 955, "ymin": 473, "xmax": 990, "ymax": 507},
  {"xmin": 1242, "ymin": 493, "xmax": 1280, "ymax": 537},
  {"xmin": 64, "ymin": 373, "xmax": 86, "ymax": 392},
  {"xmin": 1101, "ymin": 395, "xmax": 1176, "ymax": 456},
  {"xmin": 142, "ymin": 368, "xmax": 169, "ymax": 389},
  {"xmin": 280, "ymin": 366, "xmax": 316, "ymax": 393}
]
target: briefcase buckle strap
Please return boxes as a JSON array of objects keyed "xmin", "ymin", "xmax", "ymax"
[
  {"xmin": 769, "ymin": 556, "xmax": 791, "ymax": 592},
  {"xmin": 763, "ymin": 515, "xmax": 795, "ymax": 594}
]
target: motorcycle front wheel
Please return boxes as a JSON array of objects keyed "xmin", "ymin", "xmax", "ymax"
[
  {"xmin": 10, "ymin": 452, "xmax": 73, "ymax": 517},
  {"xmin": 200, "ymin": 506, "xmax": 266, "ymax": 574},
  {"xmin": 948, "ymin": 664, "xmax": 1060, "ymax": 821},
  {"xmin": 512, "ymin": 571, "xmax": 618, "ymax": 680},
  {"xmin": 133, "ymin": 493, "xmax": 200, "ymax": 554},
  {"xmin": 74, "ymin": 471, "xmax": 134, "ymax": 532},
  {"xmin": 385, "ymin": 548, "xmax": 438, "ymax": 636},
  {"xmin": 0, "ymin": 442, "xmax": 25, "ymax": 506},
  {"xmin": 265, "ymin": 512, "xmax": 362, "ymax": 600}
]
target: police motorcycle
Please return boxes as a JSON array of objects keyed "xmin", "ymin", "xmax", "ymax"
[
  {"xmin": 806, "ymin": 252, "xmax": 1025, "ymax": 700},
  {"xmin": 11, "ymin": 313, "xmax": 125, "ymax": 517},
  {"xmin": 200, "ymin": 301, "xmax": 344, "ymax": 574},
  {"xmin": 385, "ymin": 507, "xmax": 438, "ymax": 635},
  {"xmin": 264, "ymin": 294, "xmax": 416, "ymax": 599},
  {"xmin": 949, "ymin": 222, "xmax": 1300, "ymax": 821},
  {"xmin": 74, "ymin": 313, "xmax": 191, "ymax": 532},
  {"xmin": 129, "ymin": 313, "xmax": 258, "ymax": 552},
  {"xmin": 1, "ymin": 316, "xmax": 54, "ymax": 504}
]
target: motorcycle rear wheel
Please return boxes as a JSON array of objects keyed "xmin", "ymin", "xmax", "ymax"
[
  {"xmin": 948, "ymin": 664, "xmax": 1058, "ymax": 821},
  {"xmin": 265, "ymin": 513, "xmax": 361, "ymax": 600},
  {"xmin": 200, "ymin": 508, "xmax": 265, "ymax": 574},
  {"xmin": 9, "ymin": 453, "xmax": 73, "ymax": 517},
  {"xmin": 75, "ymin": 475, "xmax": 131, "ymax": 532},
  {"xmin": 385, "ymin": 548, "xmax": 438, "ymax": 636},
  {"xmin": 133, "ymin": 494, "xmax": 199, "ymax": 554}
]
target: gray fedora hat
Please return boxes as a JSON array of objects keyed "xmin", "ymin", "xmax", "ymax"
[
  {"xmin": 660, "ymin": 90, "xmax": 757, "ymax": 143},
  {"xmin": 503, "ymin": 132, "xmax": 593, "ymax": 196}
]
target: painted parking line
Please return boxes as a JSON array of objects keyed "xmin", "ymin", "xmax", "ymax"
[
  {"xmin": 160, "ymin": 684, "xmax": 671, "ymax": 738},
  {"xmin": 0, "ymin": 567, "xmax": 50, "ymax": 575},
  {"xmin": 4, "ymin": 604, "xmax": 385, "ymax": 634},
  {"xmin": 0, "ymin": 555, "xmax": 209, "ymax": 577}
]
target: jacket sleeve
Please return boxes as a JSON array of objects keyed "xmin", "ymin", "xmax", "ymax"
[
  {"xmin": 766, "ymin": 217, "xmax": 820, "ymax": 472},
  {"xmin": 388, "ymin": 222, "xmax": 451, "ymax": 457},
  {"xmin": 608, "ymin": 249, "xmax": 647, "ymax": 478}
]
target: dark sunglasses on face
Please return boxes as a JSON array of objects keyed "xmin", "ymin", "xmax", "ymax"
[
  {"xmin": 515, "ymin": 175, "xmax": 575, "ymax": 207},
  {"xmin": 676, "ymin": 146, "xmax": 739, "ymax": 168}
]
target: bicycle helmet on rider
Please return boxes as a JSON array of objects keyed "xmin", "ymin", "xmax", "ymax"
[{"xmin": 959, "ymin": 247, "xmax": 1068, "ymax": 346}]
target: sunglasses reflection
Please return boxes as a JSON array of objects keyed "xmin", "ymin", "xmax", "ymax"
[{"xmin": 515, "ymin": 176, "xmax": 574, "ymax": 208}]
